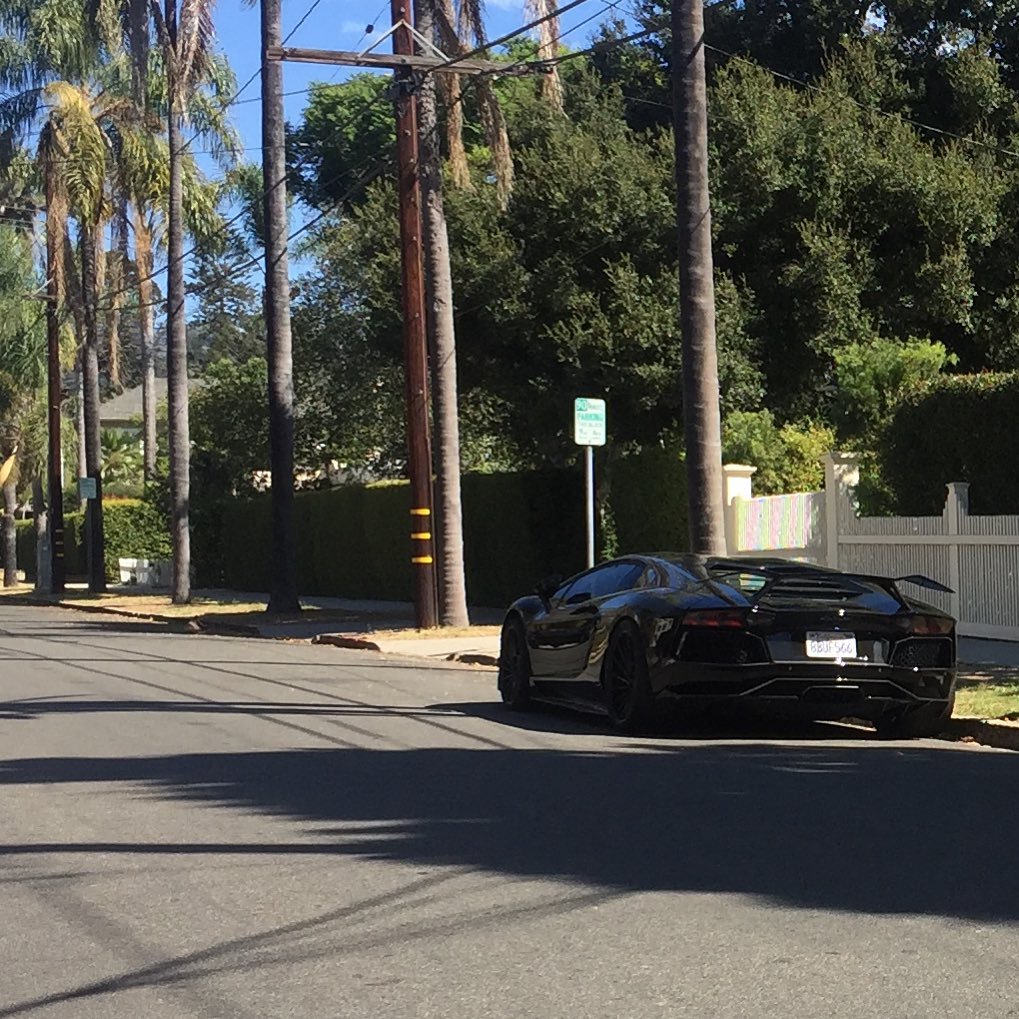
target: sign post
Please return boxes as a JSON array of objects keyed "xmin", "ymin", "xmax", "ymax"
[{"xmin": 574, "ymin": 397, "xmax": 606, "ymax": 568}]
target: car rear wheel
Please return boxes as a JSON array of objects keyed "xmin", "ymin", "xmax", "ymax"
[
  {"xmin": 498, "ymin": 617, "xmax": 532, "ymax": 710},
  {"xmin": 875, "ymin": 694, "xmax": 955, "ymax": 739},
  {"xmin": 603, "ymin": 620, "xmax": 656, "ymax": 733}
]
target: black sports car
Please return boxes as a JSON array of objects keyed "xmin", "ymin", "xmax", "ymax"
[{"xmin": 497, "ymin": 554, "xmax": 957, "ymax": 737}]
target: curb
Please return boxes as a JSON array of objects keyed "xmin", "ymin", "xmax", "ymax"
[
  {"xmin": 446, "ymin": 652, "xmax": 499, "ymax": 668},
  {"xmin": 311, "ymin": 634, "xmax": 382, "ymax": 652},
  {"xmin": 311, "ymin": 633, "xmax": 498, "ymax": 668},
  {"xmin": 0, "ymin": 594, "xmax": 197, "ymax": 632},
  {"xmin": 944, "ymin": 718, "xmax": 1019, "ymax": 752}
]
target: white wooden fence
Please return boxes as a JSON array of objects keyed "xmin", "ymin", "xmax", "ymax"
[{"xmin": 723, "ymin": 455, "xmax": 1019, "ymax": 641}]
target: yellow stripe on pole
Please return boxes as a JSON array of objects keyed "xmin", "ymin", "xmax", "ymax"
[
  {"xmin": 411, "ymin": 556, "xmax": 434, "ymax": 565},
  {"xmin": 410, "ymin": 507, "xmax": 431, "ymax": 516},
  {"xmin": 410, "ymin": 532, "xmax": 432, "ymax": 540}
]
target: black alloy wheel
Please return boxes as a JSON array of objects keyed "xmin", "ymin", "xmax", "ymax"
[
  {"xmin": 498, "ymin": 617, "xmax": 532, "ymax": 710},
  {"xmin": 875, "ymin": 693, "xmax": 955, "ymax": 739},
  {"xmin": 603, "ymin": 620, "xmax": 656, "ymax": 733}
]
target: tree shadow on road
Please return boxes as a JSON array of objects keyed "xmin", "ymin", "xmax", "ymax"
[{"xmin": 0, "ymin": 738, "xmax": 1015, "ymax": 923}]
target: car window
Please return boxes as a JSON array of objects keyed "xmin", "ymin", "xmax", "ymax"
[
  {"xmin": 561, "ymin": 561, "xmax": 643, "ymax": 603},
  {"xmin": 638, "ymin": 562, "xmax": 670, "ymax": 589},
  {"xmin": 709, "ymin": 570, "xmax": 767, "ymax": 595}
]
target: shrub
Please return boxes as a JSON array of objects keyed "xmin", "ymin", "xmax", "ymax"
[
  {"xmin": 101, "ymin": 499, "xmax": 172, "ymax": 581},
  {"xmin": 879, "ymin": 371, "xmax": 1019, "ymax": 514},
  {"xmin": 723, "ymin": 410, "xmax": 834, "ymax": 494},
  {"xmin": 610, "ymin": 444, "xmax": 688, "ymax": 554}
]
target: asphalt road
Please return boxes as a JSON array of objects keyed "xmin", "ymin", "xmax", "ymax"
[{"xmin": 2, "ymin": 603, "xmax": 1019, "ymax": 1019}]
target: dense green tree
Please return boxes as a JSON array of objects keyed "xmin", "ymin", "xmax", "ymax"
[
  {"xmin": 279, "ymin": 4, "xmax": 1019, "ymax": 507},
  {"xmin": 187, "ymin": 228, "xmax": 264, "ymax": 368},
  {"xmin": 294, "ymin": 72, "xmax": 762, "ymax": 469}
]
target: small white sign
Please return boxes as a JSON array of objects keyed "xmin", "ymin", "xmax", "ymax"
[
  {"xmin": 78, "ymin": 476, "xmax": 97, "ymax": 500},
  {"xmin": 574, "ymin": 397, "xmax": 606, "ymax": 447}
]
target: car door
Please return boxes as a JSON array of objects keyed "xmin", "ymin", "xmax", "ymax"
[{"xmin": 529, "ymin": 561, "xmax": 644, "ymax": 678}]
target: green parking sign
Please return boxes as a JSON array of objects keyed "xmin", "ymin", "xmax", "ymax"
[{"xmin": 574, "ymin": 397, "xmax": 606, "ymax": 447}]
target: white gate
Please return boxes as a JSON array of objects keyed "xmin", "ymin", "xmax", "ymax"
[{"xmin": 723, "ymin": 456, "xmax": 1019, "ymax": 640}]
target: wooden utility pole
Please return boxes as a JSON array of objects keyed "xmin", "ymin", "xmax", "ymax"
[
  {"xmin": 261, "ymin": 0, "xmax": 301, "ymax": 615},
  {"xmin": 264, "ymin": 5, "xmax": 528, "ymax": 627},
  {"xmin": 44, "ymin": 158, "xmax": 65, "ymax": 594},
  {"xmin": 391, "ymin": 0, "xmax": 438, "ymax": 628},
  {"xmin": 673, "ymin": 0, "xmax": 726, "ymax": 555},
  {"xmin": 268, "ymin": 6, "xmax": 512, "ymax": 629}
]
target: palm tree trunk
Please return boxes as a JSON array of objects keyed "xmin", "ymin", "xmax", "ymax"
[
  {"xmin": 33, "ymin": 477, "xmax": 50, "ymax": 593},
  {"xmin": 80, "ymin": 226, "xmax": 107, "ymax": 593},
  {"xmin": 76, "ymin": 364, "xmax": 87, "ymax": 482},
  {"xmin": 673, "ymin": 0, "xmax": 725, "ymax": 555},
  {"xmin": 418, "ymin": 0, "xmax": 469, "ymax": 627},
  {"xmin": 107, "ymin": 202, "xmax": 128, "ymax": 391},
  {"xmin": 2, "ymin": 479, "xmax": 16, "ymax": 587},
  {"xmin": 133, "ymin": 209, "xmax": 158, "ymax": 479},
  {"xmin": 261, "ymin": 0, "xmax": 300, "ymax": 614},
  {"xmin": 167, "ymin": 100, "xmax": 191, "ymax": 603}
]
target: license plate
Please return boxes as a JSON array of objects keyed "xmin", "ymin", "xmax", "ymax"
[{"xmin": 805, "ymin": 631, "xmax": 857, "ymax": 659}]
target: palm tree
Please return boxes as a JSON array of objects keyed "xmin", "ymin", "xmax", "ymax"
[
  {"xmin": 100, "ymin": 427, "xmax": 143, "ymax": 485},
  {"xmin": 673, "ymin": 0, "xmax": 725, "ymax": 554},
  {"xmin": 0, "ymin": 0, "xmax": 128, "ymax": 592},
  {"xmin": 40, "ymin": 79, "xmax": 137, "ymax": 592},
  {"xmin": 147, "ymin": 0, "xmax": 226, "ymax": 602},
  {"xmin": 417, "ymin": 0, "xmax": 469, "ymax": 627},
  {"xmin": 416, "ymin": 0, "xmax": 563, "ymax": 623},
  {"xmin": 113, "ymin": 70, "xmax": 232, "ymax": 482},
  {"xmin": 0, "ymin": 223, "xmax": 47, "ymax": 588}
]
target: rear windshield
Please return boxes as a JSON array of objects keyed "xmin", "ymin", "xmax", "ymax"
[{"xmin": 706, "ymin": 566, "xmax": 891, "ymax": 604}]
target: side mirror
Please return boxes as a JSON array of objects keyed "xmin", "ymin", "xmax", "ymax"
[{"xmin": 535, "ymin": 574, "xmax": 563, "ymax": 609}]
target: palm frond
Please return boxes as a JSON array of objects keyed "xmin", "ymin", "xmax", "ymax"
[
  {"xmin": 439, "ymin": 72, "xmax": 472, "ymax": 191},
  {"xmin": 177, "ymin": 0, "xmax": 215, "ymax": 95},
  {"xmin": 476, "ymin": 78, "xmax": 513, "ymax": 206},
  {"xmin": 0, "ymin": 88, "xmax": 44, "ymax": 138},
  {"xmin": 524, "ymin": 0, "xmax": 563, "ymax": 111},
  {"xmin": 43, "ymin": 81, "xmax": 110, "ymax": 223},
  {"xmin": 458, "ymin": 0, "xmax": 486, "ymax": 50}
]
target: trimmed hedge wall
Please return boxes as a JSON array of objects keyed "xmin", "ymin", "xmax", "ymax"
[
  {"xmin": 16, "ymin": 513, "xmax": 85, "ymax": 581},
  {"xmin": 881, "ymin": 372, "xmax": 1019, "ymax": 514},
  {"xmin": 217, "ymin": 452, "xmax": 689, "ymax": 607},
  {"xmin": 15, "ymin": 500, "xmax": 169, "ymax": 582}
]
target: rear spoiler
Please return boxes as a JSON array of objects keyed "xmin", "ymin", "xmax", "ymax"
[
  {"xmin": 701, "ymin": 560, "xmax": 955, "ymax": 602},
  {"xmin": 894, "ymin": 574, "xmax": 954, "ymax": 594}
]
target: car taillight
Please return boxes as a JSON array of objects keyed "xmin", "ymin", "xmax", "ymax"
[
  {"xmin": 910, "ymin": 615, "xmax": 953, "ymax": 636},
  {"xmin": 683, "ymin": 608, "xmax": 747, "ymax": 628}
]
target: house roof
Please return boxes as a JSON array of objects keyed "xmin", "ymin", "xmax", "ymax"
[{"xmin": 99, "ymin": 378, "xmax": 204, "ymax": 425}]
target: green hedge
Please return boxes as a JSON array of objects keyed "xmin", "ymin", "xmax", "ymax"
[
  {"xmin": 16, "ymin": 513, "xmax": 86, "ymax": 581},
  {"xmin": 216, "ymin": 456, "xmax": 689, "ymax": 608},
  {"xmin": 880, "ymin": 372, "xmax": 1019, "ymax": 514},
  {"xmin": 15, "ymin": 502, "xmax": 168, "ymax": 582},
  {"xmin": 101, "ymin": 500, "xmax": 172, "ymax": 581},
  {"xmin": 610, "ymin": 445, "xmax": 688, "ymax": 555}
]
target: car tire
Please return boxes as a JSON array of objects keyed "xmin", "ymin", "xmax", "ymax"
[
  {"xmin": 498, "ymin": 616, "xmax": 532, "ymax": 710},
  {"xmin": 875, "ymin": 694, "xmax": 955, "ymax": 739},
  {"xmin": 603, "ymin": 620, "xmax": 656, "ymax": 734}
]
